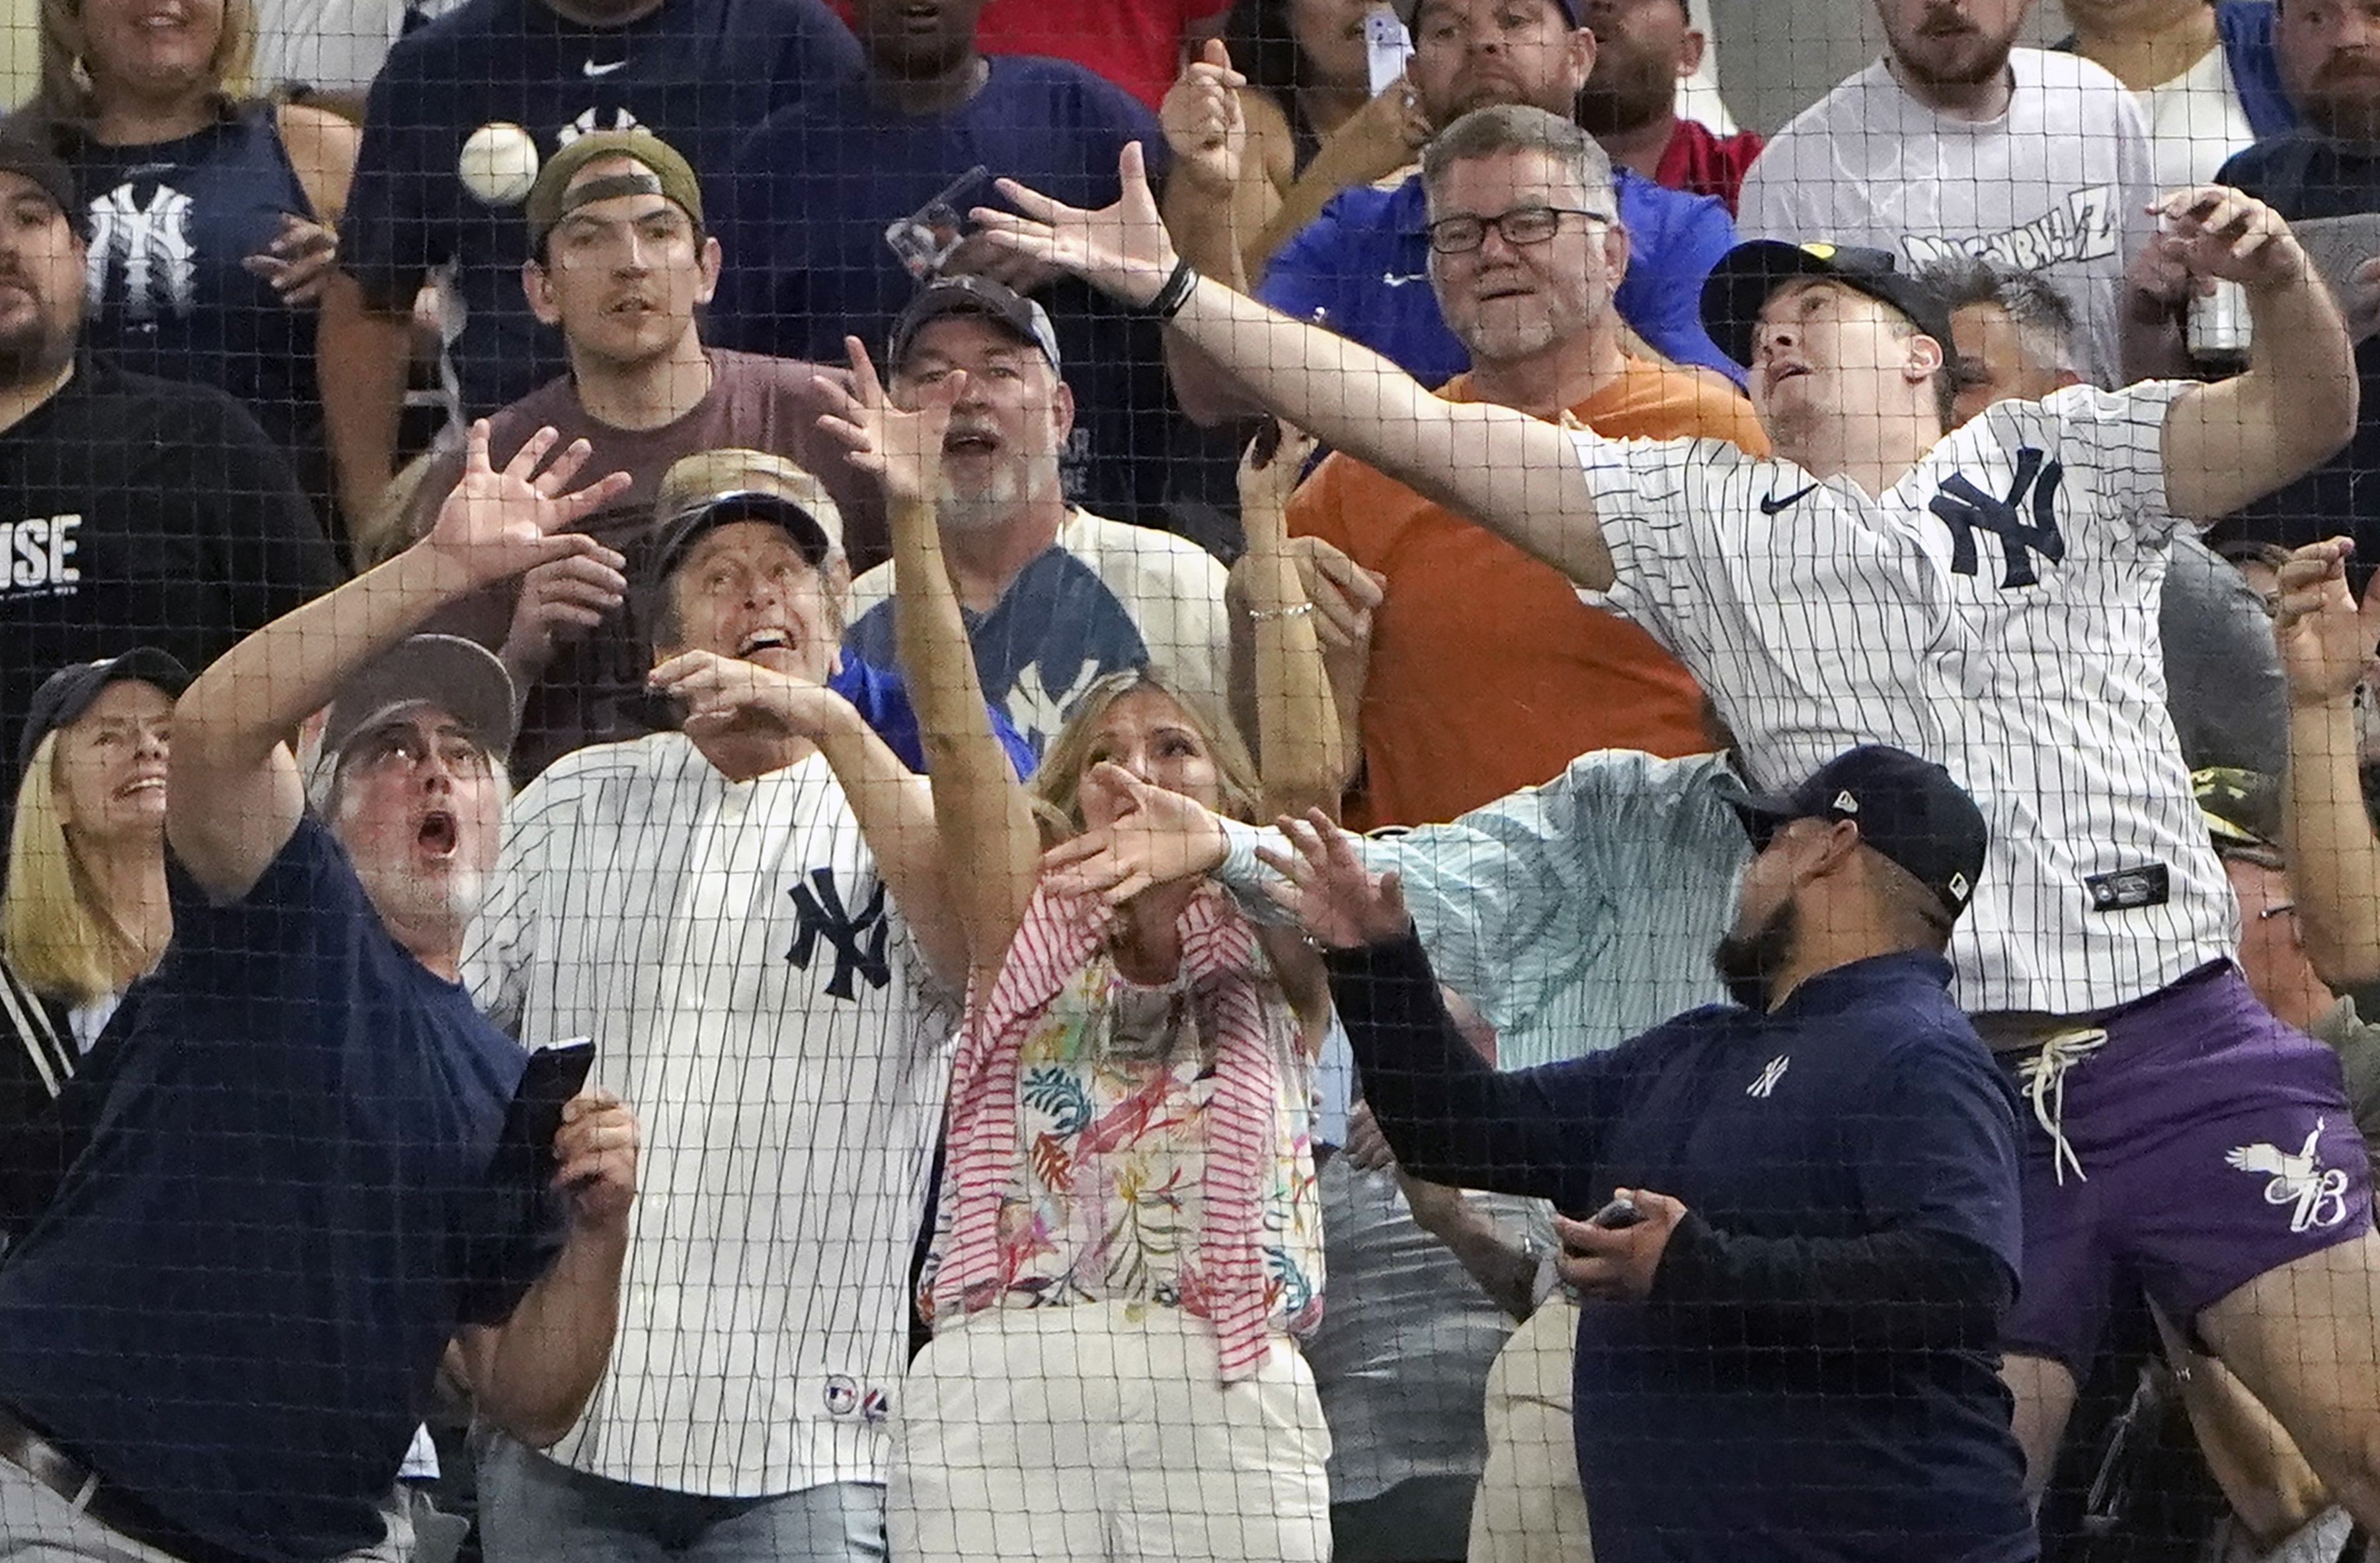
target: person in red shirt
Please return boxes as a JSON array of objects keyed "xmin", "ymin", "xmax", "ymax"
[{"xmin": 1575, "ymin": 0, "xmax": 1763, "ymax": 213}]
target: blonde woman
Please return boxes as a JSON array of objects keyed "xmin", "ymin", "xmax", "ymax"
[
  {"xmin": 818, "ymin": 338, "xmax": 1344, "ymax": 1562},
  {"xmin": 1, "ymin": 649, "xmax": 184, "ymax": 1228}
]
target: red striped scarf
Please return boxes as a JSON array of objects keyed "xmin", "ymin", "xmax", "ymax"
[{"xmin": 934, "ymin": 879, "xmax": 1282, "ymax": 1382}]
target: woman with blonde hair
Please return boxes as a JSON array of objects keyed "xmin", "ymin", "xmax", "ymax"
[
  {"xmin": 819, "ymin": 340, "xmax": 1345, "ymax": 1563},
  {"xmin": 19, "ymin": 0, "xmax": 358, "ymax": 516},
  {"xmin": 1, "ymin": 649, "xmax": 184, "ymax": 1228}
]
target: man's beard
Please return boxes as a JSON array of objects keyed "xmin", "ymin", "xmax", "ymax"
[
  {"xmin": 0, "ymin": 310, "xmax": 75, "ymax": 389},
  {"xmin": 1712, "ymin": 894, "xmax": 1799, "ymax": 1011},
  {"xmin": 1575, "ymin": 44, "xmax": 1674, "ymax": 136},
  {"xmin": 934, "ymin": 455, "xmax": 1060, "ymax": 534},
  {"xmin": 1886, "ymin": 14, "xmax": 2018, "ymax": 91}
]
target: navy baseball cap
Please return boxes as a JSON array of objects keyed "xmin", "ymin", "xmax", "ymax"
[
  {"xmin": 1701, "ymin": 240, "xmax": 1957, "ymax": 373},
  {"xmin": 1735, "ymin": 745, "xmax": 1988, "ymax": 919},
  {"xmin": 887, "ymin": 275, "xmax": 1063, "ymax": 373},
  {"xmin": 19, "ymin": 648, "xmax": 190, "ymax": 772}
]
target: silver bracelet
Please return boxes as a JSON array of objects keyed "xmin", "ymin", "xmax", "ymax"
[{"xmin": 1246, "ymin": 601, "xmax": 1317, "ymax": 623}]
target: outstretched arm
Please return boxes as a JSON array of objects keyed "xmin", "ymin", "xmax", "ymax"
[
  {"xmin": 171, "ymin": 426, "xmax": 630, "ymax": 901},
  {"xmin": 2161, "ymin": 188, "xmax": 2360, "ymax": 522},
  {"xmin": 2276, "ymin": 538, "xmax": 2380, "ymax": 990},
  {"xmin": 973, "ymin": 143, "xmax": 1617, "ymax": 590},
  {"xmin": 817, "ymin": 343, "xmax": 1040, "ymax": 986},
  {"xmin": 1238, "ymin": 422, "xmax": 1347, "ymax": 821}
]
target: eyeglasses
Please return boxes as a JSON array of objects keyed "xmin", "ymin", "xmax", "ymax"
[{"xmin": 1424, "ymin": 205, "xmax": 1610, "ymax": 255}]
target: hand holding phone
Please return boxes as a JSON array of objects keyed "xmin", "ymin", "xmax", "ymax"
[
  {"xmin": 1587, "ymin": 1195, "xmax": 1646, "ymax": 1230},
  {"xmin": 494, "ymin": 1038, "xmax": 596, "ymax": 1189}
]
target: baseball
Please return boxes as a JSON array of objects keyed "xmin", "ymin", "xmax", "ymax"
[{"xmin": 458, "ymin": 122, "xmax": 540, "ymax": 207}]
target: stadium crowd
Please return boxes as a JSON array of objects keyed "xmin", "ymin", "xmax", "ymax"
[{"xmin": 1, "ymin": 0, "xmax": 2379, "ymax": 1560}]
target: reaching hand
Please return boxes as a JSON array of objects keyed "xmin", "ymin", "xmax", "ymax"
[
  {"xmin": 422, "ymin": 422, "xmax": 633, "ymax": 590},
  {"xmin": 2274, "ymin": 537, "xmax": 2379, "ymax": 707},
  {"xmin": 649, "ymin": 649, "xmax": 849, "ymax": 742},
  {"xmin": 1258, "ymin": 809, "xmax": 1409, "ymax": 949},
  {"xmin": 1162, "ymin": 39, "xmax": 1250, "ymax": 196},
  {"xmin": 811, "ymin": 337, "xmax": 959, "ymax": 512},
  {"xmin": 969, "ymin": 143, "xmax": 1181, "ymax": 309},
  {"xmin": 242, "ymin": 212, "xmax": 339, "ymax": 305},
  {"xmin": 2149, "ymin": 186, "xmax": 2308, "ymax": 292},
  {"xmin": 551, "ymin": 1088, "xmax": 639, "ymax": 1232},
  {"xmin": 1552, "ymin": 1189, "xmax": 1686, "ymax": 1303},
  {"xmin": 1041, "ymin": 763, "xmax": 1231, "ymax": 903},
  {"xmin": 1316, "ymin": 72, "xmax": 1431, "ymax": 188},
  {"xmin": 1237, "ymin": 419, "xmax": 1318, "ymax": 553},
  {"xmin": 499, "ymin": 547, "xmax": 629, "ymax": 677}
]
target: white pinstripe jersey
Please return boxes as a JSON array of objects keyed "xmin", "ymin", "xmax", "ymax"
[
  {"xmin": 465, "ymin": 731, "xmax": 953, "ymax": 1496},
  {"xmin": 1576, "ymin": 379, "xmax": 2236, "ymax": 1016}
]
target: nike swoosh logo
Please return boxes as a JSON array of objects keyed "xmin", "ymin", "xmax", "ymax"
[
  {"xmin": 582, "ymin": 56, "xmax": 627, "ymax": 75},
  {"xmin": 1380, "ymin": 271, "xmax": 1429, "ymax": 288},
  {"xmin": 1759, "ymin": 483, "xmax": 1819, "ymax": 515}
]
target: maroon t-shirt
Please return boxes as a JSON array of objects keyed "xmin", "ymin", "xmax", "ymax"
[{"xmin": 413, "ymin": 347, "xmax": 884, "ymax": 778}]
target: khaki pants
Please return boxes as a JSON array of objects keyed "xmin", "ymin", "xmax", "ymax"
[
  {"xmin": 1468, "ymin": 1297, "xmax": 1593, "ymax": 1563},
  {"xmin": 889, "ymin": 1302, "xmax": 1331, "ymax": 1563}
]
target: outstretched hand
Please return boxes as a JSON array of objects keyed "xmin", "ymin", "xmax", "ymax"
[
  {"xmin": 1238, "ymin": 418, "xmax": 1318, "ymax": 552},
  {"xmin": 2274, "ymin": 537, "xmax": 2380, "ymax": 707},
  {"xmin": 1258, "ymin": 808, "xmax": 1409, "ymax": 949},
  {"xmin": 423, "ymin": 422, "xmax": 633, "ymax": 589},
  {"xmin": 810, "ymin": 337, "xmax": 960, "ymax": 511},
  {"xmin": 1041, "ymin": 762, "xmax": 1230, "ymax": 903},
  {"xmin": 1162, "ymin": 38, "xmax": 1250, "ymax": 195},
  {"xmin": 969, "ymin": 142, "xmax": 1181, "ymax": 309},
  {"xmin": 2148, "ymin": 186, "xmax": 2307, "ymax": 292}
]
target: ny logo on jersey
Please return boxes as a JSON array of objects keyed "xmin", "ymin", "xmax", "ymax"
[
  {"xmin": 1929, "ymin": 447, "xmax": 2067, "ymax": 589},
  {"xmin": 1746, "ymin": 1055, "xmax": 1791, "ymax": 1098},
  {"xmin": 86, "ymin": 182, "xmax": 195, "ymax": 322},
  {"xmin": 787, "ymin": 866, "xmax": 891, "ymax": 1000}
]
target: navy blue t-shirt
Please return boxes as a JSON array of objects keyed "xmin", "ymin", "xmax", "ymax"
[
  {"xmin": 340, "ymin": 0, "xmax": 863, "ymax": 417},
  {"xmin": 0, "ymin": 817, "xmax": 562, "ymax": 1562},
  {"xmin": 709, "ymin": 57, "xmax": 1183, "ymax": 522},
  {"xmin": 831, "ymin": 653, "xmax": 1037, "ymax": 778},
  {"xmin": 1257, "ymin": 168, "xmax": 1740, "ymax": 386},
  {"xmin": 1341, "ymin": 945, "xmax": 2033, "ymax": 1563}
]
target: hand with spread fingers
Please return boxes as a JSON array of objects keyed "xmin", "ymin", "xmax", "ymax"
[
  {"xmin": 2151, "ymin": 185, "xmax": 2309, "ymax": 292},
  {"xmin": 1552, "ymin": 1189, "xmax": 1688, "ymax": 1302},
  {"xmin": 242, "ymin": 212, "xmax": 341, "ymax": 306},
  {"xmin": 1041, "ymin": 763, "xmax": 1231, "ymax": 905},
  {"xmin": 968, "ymin": 142, "xmax": 1181, "ymax": 309},
  {"xmin": 648, "ymin": 649, "xmax": 846, "ymax": 742},
  {"xmin": 1259, "ymin": 808, "xmax": 1410, "ymax": 949},
  {"xmin": 2274, "ymin": 537, "xmax": 2380, "ymax": 707},
  {"xmin": 424, "ymin": 421, "xmax": 633, "ymax": 589},
  {"xmin": 810, "ymin": 335, "xmax": 962, "ymax": 511},
  {"xmin": 551, "ymin": 1087, "xmax": 640, "ymax": 1232}
]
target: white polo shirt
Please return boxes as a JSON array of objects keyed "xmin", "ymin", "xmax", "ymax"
[
  {"xmin": 466, "ymin": 731, "xmax": 951, "ymax": 1496},
  {"xmin": 1575, "ymin": 378, "xmax": 2235, "ymax": 1018}
]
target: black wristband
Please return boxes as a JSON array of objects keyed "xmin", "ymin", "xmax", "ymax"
[{"xmin": 1143, "ymin": 258, "xmax": 1200, "ymax": 321}]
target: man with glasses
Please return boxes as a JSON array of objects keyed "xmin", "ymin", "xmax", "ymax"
[{"xmin": 1281, "ymin": 104, "xmax": 1763, "ymax": 836}]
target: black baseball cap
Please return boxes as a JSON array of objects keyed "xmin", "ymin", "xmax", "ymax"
[
  {"xmin": 1735, "ymin": 744, "xmax": 1989, "ymax": 919},
  {"xmin": 1701, "ymin": 240, "xmax": 1956, "ymax": 374},
  {"xmin": 0, "ymin": 127, "xmax": 85, "ymax": 243},
  {"xmin": 887, "ymin": 275, "xmax": 1062, "ymax": 373},
  {"xmin": 19, "ymin": 649, "xmax": 190, "ymax": 772}
]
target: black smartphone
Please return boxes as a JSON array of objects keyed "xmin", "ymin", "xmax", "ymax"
[
  {"xmin": 1587, "ymin": 1195, "xmax": 1646, "ymax": 1230},
  {"xmin": 494, "ymin": 1038, "xmax": 595, "ymax": 1187}
]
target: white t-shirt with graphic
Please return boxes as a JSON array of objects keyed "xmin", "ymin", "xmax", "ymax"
[
  {"xmin": 1573, "ymin": 379, "xmax": 2233, "ymax": 1018},
  {"xmin": 466, "ymin": 731, "xmax": 951, "ymax": 1496},
  {"xmin": 1738, "ymin": 48, "xmax": 2156, "ymax": 387}
]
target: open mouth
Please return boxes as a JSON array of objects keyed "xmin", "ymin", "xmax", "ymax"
[
  {"xmin": 942, "ymin": 428, "xmax": 1000, "ymax": 457},
  {"xmin": 738, "ymin": 629, "xmax": 796, "ymax": 661},
  {"xmin": 115, "ymin": 775, "xmax": 167, "ymax": 801},
  {"xmin": 1765, "ymin": 363, "xmax": 1811, "ymax": 392},
  {"xmin": 417, "ymin": 810, "xmax": 459, "ymax": 857}
]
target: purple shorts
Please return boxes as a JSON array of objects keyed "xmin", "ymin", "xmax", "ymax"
[{"xmin": 1999, "ymin": 963, "xmax": 2375, "ymax": 1379}]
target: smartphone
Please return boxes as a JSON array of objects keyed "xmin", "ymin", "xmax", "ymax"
[
  {"xmin": 1364, "ymin": 9, "xmax": 1413, "ymax": 97},
  {"xmin": 1587, "ymin": 1195, "xmax": 1646, "ymax": 1230},
  {"xmin": 494, "ymin": 1038, "xmax": 596, "ymax": 1187}
]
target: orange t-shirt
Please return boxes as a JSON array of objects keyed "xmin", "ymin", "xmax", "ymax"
[{"xmin": 1292, "ymin": 360, "xmax": 1770, "ymax": 830}]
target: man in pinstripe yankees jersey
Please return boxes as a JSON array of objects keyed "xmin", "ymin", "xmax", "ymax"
[{"xmin": 974, "ymin": 153, "xmax": 2380, "ymax": 1531}]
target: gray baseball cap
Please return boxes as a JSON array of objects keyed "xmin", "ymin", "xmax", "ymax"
[{"xmin": 319, "ymin": 635, "xmax": 519, "ymax": 766}]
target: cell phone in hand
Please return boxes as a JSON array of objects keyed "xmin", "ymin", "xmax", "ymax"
[
  {"xmin": 1588, "ymin": 1195, "xmax": 1646, "ymax": 1230},
  {"xmin": 1364, "ymin": 9, "xmax": 1413, "ymax": 97},
  {"xmin": 494, "ymin": 1038, "xmax": 595, "ymax": 1188}
]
